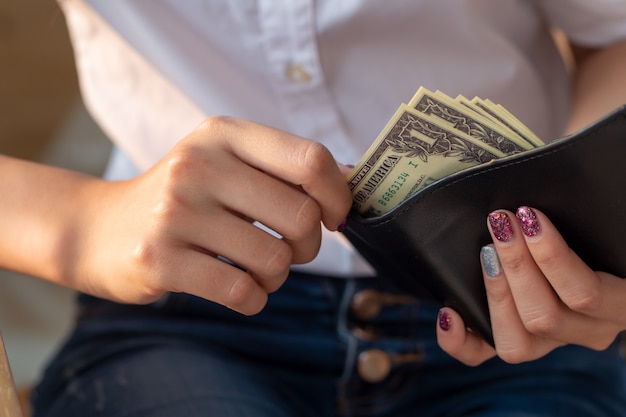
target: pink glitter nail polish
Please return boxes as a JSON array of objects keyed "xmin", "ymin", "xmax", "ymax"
[
  {"xmin": 516, "ymin": 206, "xmax": 540, "ymax": 237},
  {"xmin": 488, "ymin": 211, "xmax": 514, "ymax": 242},
  {"xmin": 438, "ymin": 310, "xmax": 451, "ymax": 331}
]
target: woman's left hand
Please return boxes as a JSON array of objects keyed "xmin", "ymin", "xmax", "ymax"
[{"xmin": 436, "ymin": 206, "xmax": 626, "ymax": 366}]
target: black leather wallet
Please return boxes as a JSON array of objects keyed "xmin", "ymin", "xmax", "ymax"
[{"xmin": 343, "ymin": 105, "xmax": 626, "ymax": 345}]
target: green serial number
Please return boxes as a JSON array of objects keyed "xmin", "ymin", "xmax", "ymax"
[{"xmin": 377, "ymin": 172, "xmax": 409, "ymax": 206}]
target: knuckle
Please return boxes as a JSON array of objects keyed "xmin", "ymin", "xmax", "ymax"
[
  {"xmin": 297, "ymin": 141, "xmax": 334, "ymax": 180},
  {"xmin": 260, "ymin": 272, "xmax": 289, "ymax": 294},
  {"xmin": 294, "ymin": 245, "xmax": 320, "ymax": 265},
  {"xmin": 562, "ymin": 282, "xmax": 602, "ymax": 314},
  {"xmin": 262, "ymin": 239, "xmax": 293, "ymax": 277},
  {"xmin": 522, "ymin": 310, "xmax": 562, "ymax": 337},
  {"xmin": 132, "ymin": 238, "xmax": 166, "ymax": 271},
  {"xmin": 533, "ymin": 244, "xmax": 570, "ymax": 268},
  {"xmin": 151, "ymin": 193, "xmax": 184, "ymax": 226},
  {"xmin": 225, "ymin": 273, "xmax": 265, "ymax": 313},
  {"xmin": 159, "ymin": 148, "xmax": 213, "ymax": 208},
  {"xmin": 164, "ymin": 148, "xmax": 202, "ymax": 184},
  {"xmin": 129, "ymin": 240, "xmax": 170, "ymax": 300},
  {"xmin": 494, "ymin": 339, "xmax": 534, "ymax": 364},
  {"xmin": 484, "ymin": 281, "xmax": 510, "ymax": 304},
  {"xmin": 198, "ymin": 114, "xmax": 237, "ymax": 134},
  {"xmin": 501, "ymin": 252, "xmax": 527, "ymax": 275},
  {"xmin": 497, "ymin": 348, "xmax": 530, "ymax": 365},
  {"xmin": 292, "ymin": 197, "xmax": 322, "ymax": 238}
]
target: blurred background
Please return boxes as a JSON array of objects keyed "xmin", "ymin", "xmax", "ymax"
[
  {"xmin": 1, "ymin": 2, "xmax": 622, "ymax": 416},
  {"xmin": 0, "ymin": 0, "xmax": 112, "ymax": 410}
]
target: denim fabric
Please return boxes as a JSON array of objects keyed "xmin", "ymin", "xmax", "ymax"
[{"xmin": 32, "ymin": 272, "xmax": 626, "ymax": 417}]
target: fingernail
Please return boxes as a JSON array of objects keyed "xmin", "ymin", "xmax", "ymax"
[
  {"xmin": 337, "ymin": 218, "xmax": 348, "ymax": 233},
  {"xmin": 516, "ymin": 206, "xmax": 540, "ymax": 237},
  {"xmin": 438, "ymin": 309, "xmax": 451, "ymax": 331},
  {"xmin": 344, "ymin": 164, "xmax": 355, "ymax": 169},
  {"xmin": 488, "ymin": 211, "xmax": 514, "ymax": 242},
  {"xmin": 481, "ymin": 246, "xmax": 502, "ymax": 278}
]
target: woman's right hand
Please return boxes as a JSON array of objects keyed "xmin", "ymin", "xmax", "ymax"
[{"xmin": 47, "ymin": 117, "xmax": 352, "ymax": 314}]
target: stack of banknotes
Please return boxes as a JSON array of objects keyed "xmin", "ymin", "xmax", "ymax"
[{"xmin": 347, "ymin": 87, "xmax": 545, "ymax": 217}]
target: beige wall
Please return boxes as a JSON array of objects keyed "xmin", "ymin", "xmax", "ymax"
[{"xmin": 1, "ymin": 0, "xmax": 80, "ymax": 159}]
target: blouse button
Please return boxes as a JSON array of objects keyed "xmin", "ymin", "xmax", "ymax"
[{"xmin": 285, "ymin": 64, "xmax": 312, "ymax": 84}]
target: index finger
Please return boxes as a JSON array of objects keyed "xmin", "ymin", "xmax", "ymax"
[{"xmin": 199, "ymin": 117, "xmax": 353, "ymax": 230}]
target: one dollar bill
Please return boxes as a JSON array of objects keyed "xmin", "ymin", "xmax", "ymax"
[
  {"xmin": 348, "ymin": 104, "xmax": 505, "ymax": 217},
  {"xmin": 348, "ymin": 89, "xmax": 543, "ymax": 217}
]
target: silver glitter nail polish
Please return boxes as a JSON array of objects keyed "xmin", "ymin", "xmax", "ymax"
[{"xmin": 481, "ymin": 246, "xmax": 502, "ymax": 278}]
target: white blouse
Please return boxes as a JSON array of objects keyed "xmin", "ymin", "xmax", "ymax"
[{"xmin": 59, "ymin": 0, "xmax": 626, "ymax": 275}]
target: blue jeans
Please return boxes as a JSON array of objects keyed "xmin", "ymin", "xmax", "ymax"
[{"xmin": 32, "ymin": 271, "xmax": 626, "ymax": 416}]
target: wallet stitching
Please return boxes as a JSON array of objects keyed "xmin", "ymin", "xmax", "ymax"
[{"xmin": 370, "ymin": 112, "xmax": 624, "ymax": 227}]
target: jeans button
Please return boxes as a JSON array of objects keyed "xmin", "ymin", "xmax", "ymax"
[
  {"xmin": 352, "ymin": 325, "xmax": 378, "ymax": 341},
  {"xmin": 351, "ymin": 290, "xmax": 383, "ymax": 320},
  {"xmin": 357, "ymin": 349, "xmax": 392, "ymax": 383}
]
